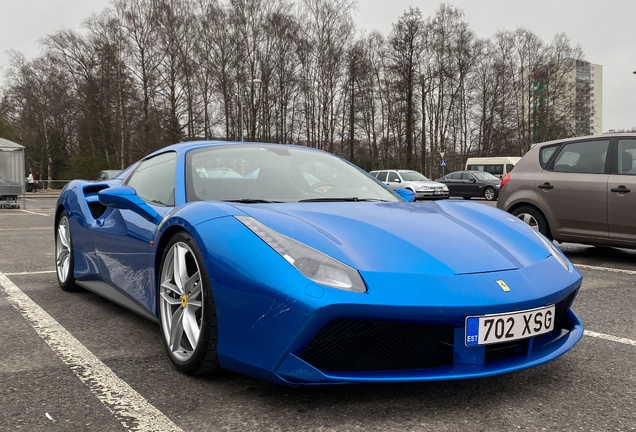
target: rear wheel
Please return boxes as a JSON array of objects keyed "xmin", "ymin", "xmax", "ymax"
[
  {"xmin": 511, "ymin": 206, "xmax": 552, "ymax": 239},
  {"xmin": 158, "ymin": 232, "xmax": 221, "ymax": 375},
  {"xmin": 55, "ymin": 211, "xmax": 79, "ymax": 291},
  {"xmin": 484, "ymin": 187, "xmax": 497, "ymax": 201}
]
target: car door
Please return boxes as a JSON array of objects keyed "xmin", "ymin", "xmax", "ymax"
[
  {"xmin": 460, "ymin": 172, "xmax": 478, "ymax": 196},
  {"xmin": 376, "ymin": 170, "xmax": 388, "ymax": 185},
  {"xmin": 444, "ymin": 172, "xmax": 462, "ymax": 195},
  {"xmin": 535, "ymin": 138, "xmax": 610, "ymax": 240},
  {"xmin": 608, "ymin": 138, "xmax": 636, "ymax": 243},
  {"xmin": 91, "ymin": 152, "xmax": 176, "ymax": 312},
  {"xmin": 386, "ymin": 171, "xmax": 402, "ymax": 191}
]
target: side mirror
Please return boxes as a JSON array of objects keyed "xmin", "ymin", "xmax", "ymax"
[
  {"xmin": 394, "ymin": 178, "xmax": 401, "ymax": 183},
  {"xmin": 395, "ymin": 188, "xmax": 416, "ymax": 202},
  {"xmin": 98, "ymin": 186, "xmax": 160, "ymax": 223}
]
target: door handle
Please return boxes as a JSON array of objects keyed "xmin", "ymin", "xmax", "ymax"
[
  {"xmin": 538, "ymin": 183, "xmax": 554, "ymax": 190},
  {"xmin": 611, "ymin": 186, "xmax": 631, "ymax": 193}
]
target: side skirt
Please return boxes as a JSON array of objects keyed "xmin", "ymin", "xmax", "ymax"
[{"xmin": 76, "ymin": 280, "xmax": 159, "ymax": 323}]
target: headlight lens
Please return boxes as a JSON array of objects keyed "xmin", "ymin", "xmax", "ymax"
[
  {"xmin": 532, "ymin": 229, "xmax": 570, "ymax": 270},
  {"xmin": 421, "ymin": 186, "xmax": 432, "ymax": 191},
  {"xmin": 236, "ymin": 216, "xmax": 367, "ymax": 293}
]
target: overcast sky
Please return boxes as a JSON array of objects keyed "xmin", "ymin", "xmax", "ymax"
[{"xmin": 1, "ymin": 0, "xmax": 635, "ymax": 132}]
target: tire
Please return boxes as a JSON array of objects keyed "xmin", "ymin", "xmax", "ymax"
[
  {"xmin": 511, "ymin": 205, "xmax": 552, "ymax": 239},
  {"xmin": 158, "ymin": 232, "xmax": 221, "ymax": 375},
  {"xmin": 55, "ymin": 211, "xmax": 79, "ymax": 291},
  {"xmin": 484, "ymin": 187, "xmax": 497, "ymax": 201}
]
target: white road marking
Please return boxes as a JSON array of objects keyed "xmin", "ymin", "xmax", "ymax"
[
  {"xmin": 4, "ymin": 270, "xmax": 56, "ymax": 276},
  {"xmin": 584, "ymin": 330, "xmax": 636, "ymax": 347},
  {"xmin": 20, "ymin": 209, "xmax": 51, "ymax": 217},
  {"xmin": 0, "ymin": 272, "xmax": 183, "ymax": 432},
  {"xmin": 574, "ymin": 264, "xmax": 636, "ymax": 276},
  {"xmin": 0, "ymin": 227, "xmax": 51, "ymax": 232}
]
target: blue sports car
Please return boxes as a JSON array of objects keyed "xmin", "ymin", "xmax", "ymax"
[{"xmin": 54, "ymin": 141, "xmax": 583, "ymax": 385}]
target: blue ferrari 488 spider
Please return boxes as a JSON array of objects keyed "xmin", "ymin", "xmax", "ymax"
[{"xmin": 54, "ymin": 141, "xmax": 583, "ymax": 385}]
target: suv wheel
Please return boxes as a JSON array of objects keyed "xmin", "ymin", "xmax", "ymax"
[{"xmin": 511, "ymin": 206, "xmax": 552, "ymax": 239}]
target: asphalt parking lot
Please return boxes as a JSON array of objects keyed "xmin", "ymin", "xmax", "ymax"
[{"xmin": 1, "ymin": 195, "xmax": 635, "ymax": 431}]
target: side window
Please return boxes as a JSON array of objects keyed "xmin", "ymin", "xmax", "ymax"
[
  {"xmin": 618, "ymin": 139, "xmax": 636, "ymax": 174},
  {"xmin": 387, "ymin": 171, "xmax": 400, "ymax": 182},
  {"xmin": 376, "ymin": 171, "xmax": 388, "ymax": 181},
  {"xmin": 126, "ymin": 152, "xmax": 176, "ymax": 206},
  {"xmin": 506, "ymin": 164, "xmax": 515, "ymax": 173},
  {"xmin": 448, "ymin": 172, "xmax": 460, "ymax": 180},
  {"xmin": 540, "ymin": 145, "xmax": 561, "ymax": 168},
  {"xmin": 552, "ymin": 140, "xmax": 609, "ymax": 174},
  {"xmin": 369, "ymin": 171, "xmax": 378, "ymax": 178},
  {"xmin": 460, "ymin": 173, "xmax": 474, "ymax": 181}
]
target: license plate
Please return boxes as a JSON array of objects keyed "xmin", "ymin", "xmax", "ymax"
[{"xmin": 465, "ymin": 305, "xmax": 555, "ymax": 346}]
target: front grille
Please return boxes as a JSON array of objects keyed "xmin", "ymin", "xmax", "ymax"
[{"xmin": 299, "ymin": 319, "xmax": 454, "ymax": 372}]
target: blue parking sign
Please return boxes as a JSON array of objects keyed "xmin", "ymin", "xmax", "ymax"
[{"xmin": 440, "ymin": 160, "xmax": 447, "ymax": 167}]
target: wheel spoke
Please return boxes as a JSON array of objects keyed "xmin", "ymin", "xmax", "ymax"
[
  {"xmin": 160, "ymin": 291, "xmax": 182, "ymax": 305},
  {"xmin": 58, "ymin": 224, "xmax": 69, "ymax": 248},
  {"xmin": 57, "ymin": 249, "xmax": 69, "ymax": 267},
  {"xmin": 173, "ymin": 244, "xmax": 189, "ymax": 292},
  {"xmin": 168, "ymin": 307, "xmax": 184, "ymax": 352},
  {"xmin": 183, "ymin": 307, "xmax": 200, "ymax": 348},
  {"xmin": 161, "ymin": 279, "xmax": 182, "ymax": 296}
]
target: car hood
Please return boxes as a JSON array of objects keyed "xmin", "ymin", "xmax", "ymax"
[{"xmin": 231, "ymin": 201, "xmax": 551, "ymax": 276}]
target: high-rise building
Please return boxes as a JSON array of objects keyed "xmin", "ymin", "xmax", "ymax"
[{"xmin": 573, "ymin": 61, "xmax": 603, "ymax": 135}]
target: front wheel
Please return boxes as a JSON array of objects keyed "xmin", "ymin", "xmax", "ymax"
[
  {"xmin": 158, "ymin": 232, "xmax": 221, "ymax": 375},
  {"xmin": 484, "ymin": 187, "xmax": 497, "ymax": 201},
  {"xmin": 511, "ymin": 206, "xmax": 552, "ymax": 239},
  {"xmin": 55, "ymin": 211, "xmax": 79, "ymax": 291}
]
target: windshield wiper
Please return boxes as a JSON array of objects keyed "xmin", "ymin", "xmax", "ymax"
[
  {"xmin": 222, "ymin": 199, "xmax": 283, "ymax": 204},
  {"xmin": 299, "ymin": 197, "xmax": 388, "ymax": 203}
]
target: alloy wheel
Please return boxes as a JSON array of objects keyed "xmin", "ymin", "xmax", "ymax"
[
  {"xmin": 56, "ymin": 215, "xmax": 71, "ymax": 283},
  {"xmin": 516, "ymin": 213, "xmax": 540, "ymax": 232},
  {"xmin": 159, "ymin": 242, "xmax": 203, "ymax": 362}
]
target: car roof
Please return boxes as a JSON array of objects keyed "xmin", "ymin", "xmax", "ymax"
[
  {"xmin": 143, "ymin": 140, "xmax": 331, "ymax": 159},
  {"xmin": 531, "ymin": 133, "xmax": 636, "ymax": 148}
]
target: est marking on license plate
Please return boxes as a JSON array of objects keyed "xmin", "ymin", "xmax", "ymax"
[{"xmin": 465, "ymin": 305, "xmax": 555, "ymax": 346}]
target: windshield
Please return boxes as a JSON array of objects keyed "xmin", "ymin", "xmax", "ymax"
[
  {"xmin": 400, "ymin": 171, "xmax": 429, "ymax": 181},
  {"xmin": 472, "ymin": 171, "xmax": 500, "ymax": 181},
  {"xmin": 186, "ymin": 145, "xmax": 401, "ymax": 203}
]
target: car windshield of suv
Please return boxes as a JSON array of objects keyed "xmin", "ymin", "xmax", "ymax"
[
  {"xmin": 472, "ymin": 172, "xmax": 499, "ymax": 181},
  {"xmin": 400, "ymin": 171, "xmax": 429, "ymax": 181},
  {"xmin": 186, "ymin": 145, "xmax": 401, "ymax": 203}
]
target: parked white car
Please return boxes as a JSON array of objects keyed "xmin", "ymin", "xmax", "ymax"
[{"xmin": 369, "ymin": 169, "xmax": 449, "ymax": 200}]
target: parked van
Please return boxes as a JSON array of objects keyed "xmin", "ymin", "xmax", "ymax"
[{"xmin": 465, "ymin": 157, "xmax": 521, "ymax": 179}]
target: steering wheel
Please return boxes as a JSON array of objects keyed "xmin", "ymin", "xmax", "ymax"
[{"xmin": 307, "ymin": 182, "xmax": 336, "ymax": 192}]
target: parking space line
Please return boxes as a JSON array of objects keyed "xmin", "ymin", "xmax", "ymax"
[
  {"xmin": 574, "ymin": 264, "xmax": 636, "ymax": 276},
  {"xmin": 585, "ymin": 330, "xmax": 636, "ymax": 347},
  {"xmin": 20, "ymin": 210, "xmax": 52, "ymax": 217},
  {"xmin": 3, "ymin": 270, "xmax": 56, "ymax": 275},
  {"xmin": 0, "ymin": 227, "xmax": 51, "ymax": 232},
  {"xmin": 0, "ymin": 272, "xmax": 183, "ymax": 432}
]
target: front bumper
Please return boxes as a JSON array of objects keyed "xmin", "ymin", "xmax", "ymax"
[{"xmin": 275, "ymin": 309, "xmax": 582, "ymax": 384}]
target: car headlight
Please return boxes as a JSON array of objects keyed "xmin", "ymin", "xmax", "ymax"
[
  {"xmin": 442, "ymin": 186, "xmax": 449, "ymax": 190},
  {"xmin": 532, "ymin": 229, "xmax": 570, "ymax": 270},
  {"xmin": 420, "ymin": 186, "xmax": 432, "ymax": 191},
  {"xmin": 236, "ymin": 216, "xmax": 367, "ymax": 293}
]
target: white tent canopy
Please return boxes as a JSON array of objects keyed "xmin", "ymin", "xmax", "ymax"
[{"xmin": 0, "ymin": 138, "xmax": 25, "ymax": 206}]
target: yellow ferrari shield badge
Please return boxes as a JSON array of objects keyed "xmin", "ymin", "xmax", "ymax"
[{"xmin": 496, "ymin": 280, "xmax": 511, "ymax": 292}]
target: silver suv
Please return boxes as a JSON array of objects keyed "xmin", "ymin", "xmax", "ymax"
[
  {"xmin": 369, "ymin": 169, "xmax": 449, "ymax": 200},
  {"xmin": 497, "ymin": 134, "xmax": 636, "ymax": 248}
]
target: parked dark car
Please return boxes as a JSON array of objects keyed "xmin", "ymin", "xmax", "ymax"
[
  {"xmin": 435, "ymin": 171, "xmax": 501, "ymax": 201},
  {"xmin": 497, "ymin": 134, "xmax": 636, "ymax": 248}
]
